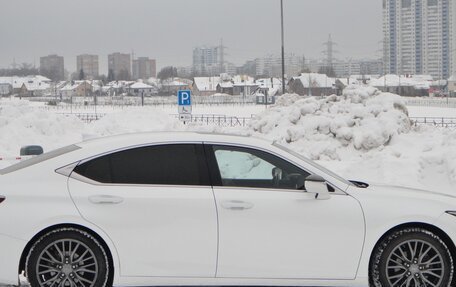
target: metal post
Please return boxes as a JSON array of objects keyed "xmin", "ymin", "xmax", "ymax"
[{"xmin": 280, "ymin": 0, "xmax": 286, "ymax": 95}]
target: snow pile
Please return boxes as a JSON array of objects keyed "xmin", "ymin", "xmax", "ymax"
[
  {"xmin": 0, "ymin": 101, "xmax": 184, "ymax": 158},
  {"xmin": 0, "ymin": 100, "xmax": 83, "ymax": 156},
  {"xmin": 249, "ymin": 85, "xmax": 411, "ymax": 160},
  {"xmin": 84, "ymin": 108, "xmax": 183, "ymax": 138},
  {"xmin": 321, "ymin": 126, "xmax": 456, "ymax": 195}
]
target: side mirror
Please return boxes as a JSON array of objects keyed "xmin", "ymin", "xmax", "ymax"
[
  {"xmin": 304, "ymin": 174, "xmax": 331, "ymax": 200},
  {"xmin": 20, "ymin": 145, "xmax": 44, "ymax": 156}
]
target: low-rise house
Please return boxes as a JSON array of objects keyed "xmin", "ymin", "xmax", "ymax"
[
  {"xmin": 233, "ymin": 82, "xmax": 259, "ymax": 96},
  {"xmin": 59, "ymin": 81, "xmax": 93, "ymax": 98},
  {"xmin": 231, "ymin": 75, "xmax": 258, "ymax": 96},
  {"xmin": 104, "ymin": 81, "xmax": 135, "ymax": 96},
  {"xmin": 193, "ymin": 76, "xmax": 221, "ymax": 96},
  {"xmin": 369, "ymin": 74, "xmax": 431, "ymax": 97},
  {"xmin": 288, "ymin": 73, "xmax": 336, "ymax": 96},
  {"xmin": 0, "ymin": 83, "xmax": 12, "ymax": 96},
  {"xmin": 216, "ymin": 82, "xmax": 234, "ymax": 95},
  {"xmin": 334, "ymin": 78, "xmax": 360, "ymax": 95},
  {"xmin": 127, "ymin": 82, "xmax": 158, "ymax": 97},
  {"xmin": 449, "ymin": 76, "xmax": 456, "ymax": 97},
  {"xmin": 429, "ymin": 80, "xmax": 448, "ymax": 97},
  {"xmin": 160, "ymin": 79, "xmax": 190, "ymax": 95},
  {"xmin": 19, "ymin": 81, "xmax": 51, "ymax": 97},
  {"xmin": 255, "ymin": 78, "xmax": 282, "ymax": 97},
  {"xmin": 0, "ymin": 75, "xmax": 51, "ymax": 95}
]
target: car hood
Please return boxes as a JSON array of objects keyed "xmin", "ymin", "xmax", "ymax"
[
  {"xmin": 367, "ymin": 182, "xmax": 456, "ymax": 199},
  {"xmin": 348, "ymin": 181, "xmax": 456, "ymax": 212}
]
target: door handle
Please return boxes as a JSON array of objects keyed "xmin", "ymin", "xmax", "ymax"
[
  {"xmin": 89, "ymin": 195, "xmax": 124, "ymax": 205},
  {"xmin": 221, "ymin": 200, "xmax": 254, "ymax": 210}
]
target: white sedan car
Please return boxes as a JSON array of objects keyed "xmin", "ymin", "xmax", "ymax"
[{"xmin": 1, "ymin": 132, "xmax": 456, "ymax": 287}]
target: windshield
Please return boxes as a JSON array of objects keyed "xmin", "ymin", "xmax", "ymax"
[{"xmin": 273, "ymin": 142, "xmax": 352, "ymax": 186}]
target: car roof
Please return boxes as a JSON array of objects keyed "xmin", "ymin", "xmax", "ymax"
[{"xmin": 76, "ymin": 131, "xmax": 273, "ymax": 151}]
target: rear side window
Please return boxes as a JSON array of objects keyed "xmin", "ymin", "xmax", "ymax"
[{"xmin": 73, "ymin": 144, "xmax": 209, "ymax": 186}]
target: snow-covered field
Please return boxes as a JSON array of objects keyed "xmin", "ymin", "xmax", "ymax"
[{"xmin": 1, "ymin": 86, "xmax": 455, "ymax": 195}]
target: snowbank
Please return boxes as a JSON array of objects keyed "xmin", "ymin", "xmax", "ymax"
[
  {"xmin": 249, "ymin": 86, "xmax": 411, "ymax": 160},
  {"xmin": 0, "ymin": 100, "xmax": 83, "ymax": 156},
  {"xmin": 321, "ymin": 126, "xmax": 456, "ymax": 195},
  {"xmin": 0, "ymin": 100, "xmax": 183, "ymax": 157}
]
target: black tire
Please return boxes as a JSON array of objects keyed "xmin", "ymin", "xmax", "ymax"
[
  {"xmin": 370, "ymin": 227, "xmax": 454, "ymax": 287},
  {"xmin": 26, "ymin": 228, "xmax": 110, "ymax": 287}
]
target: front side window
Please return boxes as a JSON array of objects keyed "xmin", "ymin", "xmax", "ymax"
[
  {"xmin": 73, "ymin": 144, "xmax": 209, "ymax": 186},
  {"xmin": 211, "ymin": 145, "xmax": 310, "ymax": 190}
]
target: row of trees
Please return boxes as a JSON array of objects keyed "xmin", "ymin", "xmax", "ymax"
[{"xmin": 0, "ymin": 63, "xmax": 39, "ymax": 77}]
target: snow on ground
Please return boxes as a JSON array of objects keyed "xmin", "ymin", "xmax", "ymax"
[{"xmin": 1, "ymin": 87, "xmax": 456, "ymax": 195}]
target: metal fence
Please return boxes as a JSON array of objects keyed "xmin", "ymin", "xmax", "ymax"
[
  {"xmin": 172, "ymin": 114, "xmax": 253, "ymax": 127},
  {"xmin": 55, "ymin": 113, "xmax": 456, "ymax": 130},
  {"xmin": 409, "ymin": 117, "xmax": 456, "ymax": 129},
  {"xmin": 405, "ymin": 97, "xmax": 456, "ymax": 108},
  {"xmin": 57, "ymin": 113, "xmax": 107, "ymax": 123},
  {"xmin": 35, "ymin": 95, "xmax": 257, "ymax": 107},
  {"xmin": 55, "ymin": 112, "xmax": 253, "ymax": 126}
]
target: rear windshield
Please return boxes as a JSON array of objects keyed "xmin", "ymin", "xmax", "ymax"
[{"xmin": 0, "ymin": 145, "xmax": 80, "ymax": 175}]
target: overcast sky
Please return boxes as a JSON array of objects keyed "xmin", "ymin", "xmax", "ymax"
[{"xmin": 0, "ymin": 0, "xmax": 382, "ymax": 74}]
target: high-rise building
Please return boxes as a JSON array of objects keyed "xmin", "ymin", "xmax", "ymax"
[
  {"xmin": 40, "ymin": 54, "xmax": 64, "ymax": 81},
  {"xmin": 192, "ymin": 46, "xmax": 221, "ymax": 76},
  {"xmin": 76, "ymin": 54, "xmax": 99, "ymax": 79},
  {"xmin": 332, "ymin": 59, "xmax": 384, "ymax": 77},
  {"xmin": 108, "ymin": 53, "xmax": 131, "ymax": 81},
  {"xmin": 453, "ymin": 0, "xmax": 456, "ymax": 77},
  {"xmin": 132, "ymin": 57, "xmax": 157, "ymax": 80},
  {"xmin": 254, "ymin": 54, "xmax": 304, "ymax": 77},
  {"xmin": 383, "ymin": 0, "xmax": 455, "ymax": 79}
]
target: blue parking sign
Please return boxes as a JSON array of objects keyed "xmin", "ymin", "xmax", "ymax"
[{"xmin": 178, "ymin": 90, "xmax": 192, "ymax": 106}]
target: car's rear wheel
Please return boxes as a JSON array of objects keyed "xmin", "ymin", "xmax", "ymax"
[
  {"xmin": 26, "ymin": 228, "xmax": 110, "ymax": 287},
  {"xmin": 371, "ymin": 228, "xmax": 454, "ymax": 287}
]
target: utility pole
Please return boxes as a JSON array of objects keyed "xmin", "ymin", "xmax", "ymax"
[
  {"xmin": 323, "ymin": 34, "xmax": 337, "ymax": 72},
  {"xmin": 280, "ymin": 0, "xmax": 286, "ymax": 95}
]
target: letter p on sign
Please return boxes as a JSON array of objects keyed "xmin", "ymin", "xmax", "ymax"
[{"xmin": 178, "ymin": 90, "xmax": 192, "ymax": 106}]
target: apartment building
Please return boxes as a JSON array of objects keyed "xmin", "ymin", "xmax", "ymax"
[
  {"xmin": 40, "ymin": 54, "xmax": 64, "ymax": 81},
  {"xmin": 76, "ymin": 54, "xmax": 99, "ymax": 79},
  {"xmin": 132, "ymin": 57, "xmax": 156, "ymax": 80},
  {"xmin": 383, "ymin": 0, "xmax": 455, "ymax": 79},
  {"xmin": 108, "ymin": 52, "xmax": 131, "ymax": 81}
]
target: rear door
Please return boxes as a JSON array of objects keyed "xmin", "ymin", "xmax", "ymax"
[{"xmin": 68, "ymin": 143, "xmax": 218, "ymax": 278}]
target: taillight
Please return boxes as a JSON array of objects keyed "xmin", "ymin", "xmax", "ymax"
[{"xmin": 0, "ymin": 196, "xmax": 5, "ymax": 204}]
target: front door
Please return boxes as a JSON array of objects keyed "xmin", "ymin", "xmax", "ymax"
[{"xmin": 206, "ymin": 144, "xmax": 365, "ymax": 280}]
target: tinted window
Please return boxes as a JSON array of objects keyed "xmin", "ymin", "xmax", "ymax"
[
  {"xmin": 211, "ymin": 145, "xmax": 310, "ymax": 190},
  {"xmin": 74, "ymin": 155, "xmax": 111, "ymax": 183},
  {"xmin": 74, "ymin": 144, "xmax": 208, "ymax": 186}
]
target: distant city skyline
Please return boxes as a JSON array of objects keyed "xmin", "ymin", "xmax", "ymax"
[{"xmin": 0, "ymin": 0, "xmax": 382, "ymax": 75}]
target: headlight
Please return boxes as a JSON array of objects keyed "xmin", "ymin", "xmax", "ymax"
[{"xmin": 446, "ymin": 211, "xmax": 456, "ymax": 217}]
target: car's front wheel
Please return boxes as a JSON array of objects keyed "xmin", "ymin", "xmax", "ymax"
[
  {"xmin": 371, "ymin": 227, "xmax": 454, "ymax": 287},
  {"xmin": 26, "ymin": 227, "xmax": 110, "ymax": 287}
]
